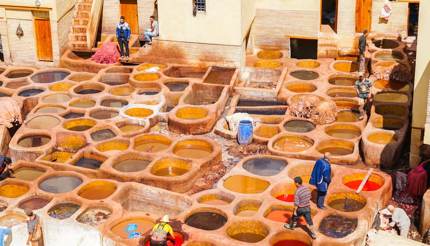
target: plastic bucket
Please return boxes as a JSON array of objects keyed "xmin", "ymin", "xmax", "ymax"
[{"xmin": 238, "ymin": 120, "xmax": 253, "ymax": 145}]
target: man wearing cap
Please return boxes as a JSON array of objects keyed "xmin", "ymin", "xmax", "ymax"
[
  {"xmin": 150, "ymin": 215, "xmax": 175, "ymax": 246},
  {"xmin": 284, "ymin": 177, "xmax": 317, "ymax": 239},
  {"xmin": 310, "ymin": 152, "xmax": 331, "ymax": 209},
  {"xmin": 25, "ymin": 209, "xmax": 43, "ymax": 246},
  {"xmin": 387, "ymin": 205, "xmax": 411, "ymax": 238}
]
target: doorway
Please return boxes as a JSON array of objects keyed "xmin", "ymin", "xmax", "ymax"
[
  {"xmin": 0, "ymin": 35, "xmax": 4, "ymax": 62},
  {"xmin": 356, "ymin": 0, "xmax": 372, "ymax": 33},
  {"xmin": 120, "ymin": 0, "xmax": 139, "ymax": 34},
  {"xmin": 34, "ymin": 17, "xmax": 53, "ymax": 61},
  {"xmin": 408, "ymin": 3, "xmax": 419, "ymax": 36},
  {"xmin": 321, "ymin": 0, "xmax": 338, "ymax": 32},
  {"xmin": 290, "ymin": 38, "xmax": 318, "ymax": 59}
]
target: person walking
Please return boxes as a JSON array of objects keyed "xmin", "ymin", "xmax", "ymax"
[
  {"xmin": 116, "ymin": 16, "xmax": 131, "ymax": 60},
  {"xmin": 355, "ymin": 73, "xmax": 373, "ymax": 118},
  {"xmin": 144, "ymin": 16, "xmax": 159, "ymax": 46},
  {"xmin": 149, "ymin": 215, "xmax": 175, "ymax": 246},
  {"xmin": 25, "ymin": 209, "xmax": 43, "ymax": 246},
  {"xmin": 387, "ymin": 205, "xmax": 411, "ymax": 238},
  {"xmin": 310, "ymin": 152, "xmax": 331, "ymax": 209},
  {"xmin": 284, "ymin": 177, "xmax": 317, "ymax": 239},
  {"xmin": 358, "ymin": 30, "xmax": 369, "ymax": 73}
]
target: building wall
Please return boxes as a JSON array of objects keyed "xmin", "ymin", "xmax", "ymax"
[
  {"xmin": 337, "ymin": 0, "xmax": 356, "ymax": 37},
  {"xmin": 371, "ymin": 0, "xmax": 408, "ymax": 34},
  {"xmin": 241, "ymin": 0, "xmax": 256, "ymax": 40},
  {"xmin": 411, "ymin": 0, "xmax": 430, "ymax": 167},
  {"xmin": 56, "ymin": 0, "xmax": 76, "ymax": 53}
]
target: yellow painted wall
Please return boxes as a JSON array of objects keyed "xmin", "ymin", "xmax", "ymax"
[
  {"xmin": 256, "ymin": 0, "xmax": 320, "ymax": 11},
  {"xmin": 158, "ymin": 0, "xmax": 242, "ymax": 46}
]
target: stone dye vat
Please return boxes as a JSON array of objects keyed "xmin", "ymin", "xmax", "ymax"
[
  {"xmin": 30, "ymin": 70, "xmax": 70, "ymax": 83},
  {"xmin": 110, "ymin": 217, "xmax": 154, "ymax": 239},
  {"xmin": 150, "ymin": 158, "xmax": 191, "ymax": 177},
  {"xmin": 234, "ymin": 200, "xmax": 262, "ymax": 217},
  {"xmin": 328, "ymin": 74, "xmax": 357, "ymax": 86},
  {"xmin": 331, "ymin": 61, "xmax": 359, "ymax": 73},
  {"xmin": 39, "ymin": 175, "xmax": 83, "ymax": 193},
  {"xmin": 285, "ymin": 82, "xmax": 317, "ymax": 93},
  {"xmin": 13, "ymin": 167, "xmax": 45, "ymax": 181},
  {"xmin": 0, "ymin": 182, "xmax": 29, "ymax": 198},
  {"xmin": 318, "ymin": 214, "xmax": 358, "ymax": 238},
  {"xmin": 197, "ymin": 192, "xmax": 234, "ymax": 205},
  {"xmin": 133, "ymin": 134, "xmax": 172, "ymax": 152},
  {"xmin": 77, "ymin": 207, "xmax": 112, "ymax": 226},
  {"xmin": 48, "ymin": 202, "xmax": 81, "ymax": 219},
  {"xmin": 326, "ymin": 192, "xmax": 366, "ymax": 212},
  {"xmin": 227, "ymin": 220, "xmax": 269, "ymax": 243},
  {"xmin": 223, "ymin": 175, "xmax": 270, "ymax": 194},
  {"xmin": 18, "ymin": 196, "xmax": 52, "ymax": 210},
  {"xmin": 283, "ymin": 120, "xmax": 315, "ymax": 133},
  {"xmin": 242, "ymin": 156, "xmax": 287, "ymax": 176},
  {"xmin": 289, "ymin": 70, "xmax": 319, "ymax": 80},
  {"xmin": 78, "ymin": 181, "xmax": 117, "ymax": 200},
  {"xmin": 172, "ymin": 139, "xmax": 213, "ymax": 159},
  {"xmin": 185, "ymin": 209, "xmax": 227, "ymax": 230}
]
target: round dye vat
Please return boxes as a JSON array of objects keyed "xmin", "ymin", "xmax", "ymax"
[
  {"xmin": 124, "ymin": 108, "xmax": 153, "ymax": 118},
  {"xmin": 336, "ymin": 110, "xmax": 361, "ymax": 122},
  {"xmin": 223, "ymin": 175, "xmax": 270, "ymax": 194},
  {"xmin": 0, "ymin": 213, "xmax": 27, "ymax": 227},
  {"xmin": 197, "ymin": 193, "xmax": 234, "ymax": 205},
  {"xmin": 41, "ymin": 151, "xmax": 74, "ymax": 163},
  {"xmin": 373, "ymin": 39, "xmax": 399, "ymax": 49},
  {"xmin": 272, "ymin": 183, "xmax": 296, "ymax": 202},
  {"xmin": 327, "ymin": 87, "xmax": 357, "ymax": 97},
  {"xmin": 42, "ymin": 93, "xmax": 72, "ymax": 104},
  {"xmin": 63, "ymin": 112, "xmax": 85, "ymax": 119},
  {"xmin": 186, "ymin": 241, "xmax": 215, "ymax": 246},
  {"xmin": 27, "ymin": 115, "xmax": 60, "ymax": 129},
  {"xmin": 374, "ymin": 79, "xmax": 409, "ymax": 91},
  {"xmin": 316, "ymin": 139, "xmax": 354, "ymax": 156},
  {"xmin": 333, "ymin": 99, "xmax": 359, "ymax": 110},
  {"xmin": 31, "ymin": 71, "xmax": 70, "ymax": 83},
  {"xmin": 57, "ymin": 135, "xmax": 86, "ymax": 151},
  {"xmin": 78, "ymin": 181, "xmax": 116, "ymax": 200},
  {"xmin": 290, "ymin": 70, "xmax": 319, "ymax": 80},
  {"xmin": 254, "ymin": 60, "xmax": 282, "ymax": 69},
  {"xmin": 296, "ymin": 60, "xmax": 320, "ymax": 69},
  {"xmin": 318, "ymin": 215, "xmax": 357, "ymax": 238},
  {"xmin": 325, "ymin": 124, "xmax": 361, "ymax": 139},
  {"xmin": 49, "ymin": 82, "xmax": 76, "ymax": 92},
  {"xmin": 257, "ymin": 50, "xmax": 283, "ymax": 59},
  {"xmin": 5, "ymin": 69, "xmax": 33, "ymax": 78},
  {"xmin": 287, "ymin": 164, "xmax": 313, "ymax": 184},
  {"xmin": 111, "ymin": 218, "xmax": 154, "ymax": 239},
  {"xmin": 18, "ymin": 135, "xmax": 50, "ymax": 148},
  {"xmin": 101, "ymin": 99, "xmax": 128, "ymax": 108},
  {"xmin": 5, "ymin": 80, "xmax": 29, "ymax": 89},
  {"xmin": 185, "ymin": 210, "xmax": 227, "ymax": 230},
  {"xmin": 243, "ymin": 157, "xmax": 287, "ymax": 176},
  {"xmin": 150, "ymin": 158, "xmax": 191, "ymax": 177},
  {"xmin": 333, "ymin": 61, "xmax": 359, "ymax": 73},
  {"xmin": 75, "ymin": 157, "xmax": 104, "ymax": 169},
  {"xmin": 227, "ymin": 221, "xmax": 269, "ymax": 243},
  {"xmin": 18, "ymin": 197, "xmax": 52, "ymax": 210},
  {"xmin": 0, "ymin": 184, "xmax": 29, "ymax": 198},
  {"xmin": 328, "ymin": 75, "xmax": 356, "ymax": 86},
  {"xmin": 90, "ymin": 110, "xmax": 119, "ymax": 119},
  {"xmin": 109, "ymin": 86, "xmax": 134, "ymax": 96},
  {"xmin": 367, "ymin": 131, "xmax": 396, "ymax": 144},
  {"xmin": 133, "ymin": 73, "xmax": 161, "ymax": 81},
  {"xmin": 117, "ymin": 123, "xmax": 145, "ymax": 133},
  {"xmin": 285, "ymin": 82, "xmax": 317, "ymax": 93},
  {"xmin": 74, "ymin": 83, "xmax": 104, "ymax": 94},
  {"xmin": 254, "ymin": 124, "xmax": 280, "ymax": 139},
  {"xmin": 18, "ymin": 88, "xmax": 44, "ymax": 97},
  {"xmin": 371, "ymin": 116, "xmax": 404, "ymax": 130},
  {"xmin": 327, "ymin": 192, "xmax": 366, "ymax": 212},
  {"xmin": 234, "ymin": 200, "xmax": 262, "ymax": 217},
  {"xmin": 273, "ymin": 135, "xmax": 314, "ymax": 152},
  {"xmin": 375, "ymin": 104, "xmax": 407, "ymax": 118},
  {"xmin": 343, "ymin": 173, "xmax": 384, "ymax": 191},
  {"xmin": 173, "ymin": 139, "xmax": 213, "ymax": 159},
  {"xmin": 283, "ymin": 120, "xmax": 315, "ymax": 133},
  {"xmin": 136, "ymin": 63, "xmax": 167, "ymax": 72},
  {"xmin": 114, "ymin": 159, "xmax": 152, "ymax": 172},
  {"xmin": 63, "ymin": 118, "xmax": 96, "ymax": 131},
  {"xmin": 176, "ymin": 107, "xmax": 208, "ymax": 119},
  {"xmin": 374, "ymin": 92, "xmax": 408, "ymax": 104},
  {"xmin": 13, "ymin": 168, "xmax": 45, "ymax": 181},
  {"xmin": 264, "ymin": 206, "xmax": 306, "ymax": 225},
  {"xmin": 69, "ymin": 99, "xmax": 96, "ymax": 108},
  {"xmin": 374, "ymin": 51, "xmax": 404, "ymax": 61},
  {"xmin": 164, "ymin": 81, "xmax": 189, "ymax": 91},
  {"xmin": 77, "ymin": 207, "xmax": 112, "ymax": 226},
  {"xmin": 48, "ymin": 202, "xmax": 80, "ymax": 220},
  {"xmin": 39, "ymin": 176, "xmax": 82, "ymax": 193},
  {"xmin": 134, "ymin": 135, "xmax": 172, "ymax": 152},
  {"xmin": 273, "ymin": 240, "xmax": 310, "ymax": 246},
  {"xmin": 91, "ymin": 129, "xmax": 116, "ymax": 141}
]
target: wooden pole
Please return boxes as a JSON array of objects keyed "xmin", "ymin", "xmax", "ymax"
[{"xmin": 356, "ymin": 168, "xmax": 373, "ymax": 194}]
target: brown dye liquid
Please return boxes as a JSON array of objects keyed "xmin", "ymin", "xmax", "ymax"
[
  {"xmin": 153, "ymin": 167, "xmax": 189, "ymax": 176},
  {"xmin": 329, "ymin": 77, "xmax": 355, "ymax": 86},
  {"xmin": 48, "ymin": 203, "xmax": 80, "ymax": 220},
  {"xmin": 203, "ymin": 67, "xmax": 236, "ymax": 85},
  {"xmin": 230, "ymin": 233, "xmax": 266, "ymax": 243},
  {"xmin": 77, "ymin": 207, "xmax": 111, "ymax": 227},
  {"xmin": 373, "ymin": 39, "xmax": 399, "ymax": 49},
  {"xmin": 329, "ymin": 198, "xmax": 365, "ymax": 212},
  {"xmin": 0, "ymin": 184, "xmax": 29, "ymax": 198},
  {"xmin": 319, "ymin": 215, "xmax": 357, "ymax": 238},
  {"xmin": 135, "ymin": 142, "xmax": 170, "ymax": 152},
  {"xmin": 13, "ymin": 168, "xmax": 44, "ymax": 181},
  {"xmin": 76, "ymin": 89, "xmax": 101, "ymax": 94},
  {"xmin": 6, "ymin": 70, "xmax": 33, "ymax": 78},
  {"xmin": 336, "ymin": 111, "xmax": 360, "ymax": 122},
  {"xmin": 119, "ymin": 124, "xmax": 145, "ymax": 133},
  {"xmin": 90, "ymin": 110, "xmax": 118, "ymax": 119},
  {"xmin": 326, "ymin": 129, "xmax": 360, "ymax": 139},
  {"xmin": 70, "ymin": 100, "xmax": 96, "ymax": 108},
  {"xmin": 27, "ymin": 116, "xmax": 60, "ymax": 129},
  {"xmin": 114, "ymin": 159, "xmax": 151, "ymax": 172},
  {"xmin": 101, "ymin": 99, "xmax": 128, "ymax": 108},
  {"xmin": 165, "ymin": 82, "xmax": 189, "ymax": 91},
  {"xmin": 290, "ymin": 70, "xmax": 319, "ymax": 80},
  {"xmin": 63, "ymin": 112, "xmax": 85, "ymax": 119},
  {"xmin": 91, "ymin": 129, "xmax": 116, "ymax": 141},
  {"xmin": 19, "ymin": 197, "xmax": 51, "ymax": 210},
  {"xmin": 31, "ymin": 71, "xmax": 70, "ymax": 83},
  {"xmin": 223, "ymin": 175, "xmax": 270, "ymax": 194},
  {"xmin": 273, "ymin": 136, "xmax": 313, "ymax": 152},
  {"xmin": 18, "ymin": 135, "xmax": 50, "ymax": 148},
  {"xmin": 185, "ymin": 212, "xmax": 227, "ymax": 230},
  {"xmin": 79, "ymin": 182, "xmax": 116, "ymax": 200},
  {"xmin": 36, "ymin": 106, "xmax": 66, "ymax": 113},
  {"xmin": 111, "ymin": 218, "xmax": 154, "ymax": 238},
  {"xmin": 75, "ymin": 158, "xmax": 102, "ymax": 169},
  {"xmin": 284, "ymin": 120, "xmax": 315, "ymax": 133},
  {"xmin": 174, "ymin": 148, "xmax": 211, "ymax": 159},
  {"xmin": 328, "ymin": 90, "xmax": 357, "ymax": 97},
  {"xmin": 318, "ymin": 147, "xmax": 352, "ymax": 156}
]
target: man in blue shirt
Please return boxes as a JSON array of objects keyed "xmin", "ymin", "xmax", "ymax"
[
  {"xmin": 310, "ymin": 152, "xmax": 331, "ymax": 209},
  {"xmin": 0, "ymin": 226, "xmax": 11, "ymax": 246},
  {"xmin": 116, "ymin": 16, "xmax": 131, "ymax": 60}
]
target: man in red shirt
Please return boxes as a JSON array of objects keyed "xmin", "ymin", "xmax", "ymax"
[{"xmin": 284, "ymin": 176, "xmax": 317, "ymax": 239}]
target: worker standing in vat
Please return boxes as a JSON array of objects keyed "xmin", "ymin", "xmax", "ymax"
[
  {"xmin": 284, "ymin": 177, "xmax": 317, "ymax": 239},
  {"xmin": 310, "ymin": 152, "xmax": 331, "ymax": 209},
  {"xmin": 387, "ymin": 205, "xmax": 411, "ymax": 238},
  {"xmin": 149, "ymin": 215, "xmax": 175, "ymax": 246},
  {"xmin": 355, "ymin": 73, "xmax": 373, "ymax": 118},
  {"xmin": 25, "ymin": 209, "xmax": 43, "ymax": 246},
  {"xmin": 116, "ymin": 16, "xmax": 131, "ymax": 60}
]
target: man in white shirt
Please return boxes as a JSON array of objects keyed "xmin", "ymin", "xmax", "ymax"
[
  {"xmin": 144, "ymin": 16, "xmax": 159, "ymax": 45},
  {"xmin": 387, "ymin": 205, "xmax": 411, "ymax": 238}
]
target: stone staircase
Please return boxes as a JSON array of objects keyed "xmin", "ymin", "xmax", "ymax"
[
  {"xmin": 318, "ymin": 25, "xmax": 339, "ymax": 58},
  {"xmin": 68, "ymin": 0, "xmax": 103, "ymax": 51}
]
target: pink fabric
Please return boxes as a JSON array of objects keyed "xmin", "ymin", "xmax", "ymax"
[
  {"xmin": 91, "ymin": 42, "xmax": 120, "ymax": 64},
  {"xmin": 407, "ymin": 162, "xmax": 428, "ymax": 198}
]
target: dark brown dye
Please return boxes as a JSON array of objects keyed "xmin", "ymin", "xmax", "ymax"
[
  {"xmin": 18, "ymin": 89, "xmax": 44, "ymax": 97},
  {"xmin": 373, "ymin": 39, "xmax": 399, "ymax": 49},
  {"xmin": 71, "ymin": 51, "xmax": 95, "ymax": 59},
  {"xmin": 39, "ymin": 176, "xmax": 83, "ymax": 193},
  {"xmin": 5, "ymin": 70, "xmax": 33, "ymax": 78},
  {"xmin": 329, "ymin": 199, "xmax": 366, "ymax": 212},
  {"xmin": 237, "ymin": 100, "xmax": 286, "ymax": 107},
  {"xmin": 164, "ymin": 81, "xmax": 189, "ymax": 91},
  {"xmin": 230, "ymin": 233, "xmax": 266, "ymax": 243},
  {"xmin": 76, "ymin": 89, "xmax": 101, "ymax": 94},
  {"xmin": 6, "ymin": 80, "xmax": 29, "ymax": 89},
  {"xmin": 290, "ymin": 70, "xmax": 319, "ymax": 80},
  {"xmin": 69, "ymin": 125, "xmax": 92, "ymax": 131},
  {"xmin": 114, "ymin": 159, "xmax": 152, "ymax": 172},
  {"xmin": 235, "ymin": 108, "xmax": 287, "ymax": 115},
  {"xmin": 90, "ymin": 110, "xmax": 118, "ymax": 119},
  {"xmin": 319, "ymin": 215, "xmax": 357, "ymax": 238},
  {"xmin": 185, "ymin": 212, "xmax": 227, "ymax": 230},
  {"xmin": 19, "ymin": 197, "xmax": 51, "ymax": 210},
  {"xmin": 164, "ymin": 66, "xmax": 207, "ymax": 78},
  {"xmin": 0, "ymin": 92, "xmax": 8, "ymax": 97},
  {"xmin": 63, "ymin": 112, "xmax": 85, "ymax": 119},
  {"xmin": 284, "ymin": 120, "xmax": 315, "ymax": 133},
  {"xmin": 243, "ymin": 157, "xmax": 286, "ymax": 176},
  {"xmin": 328, "ymin": 77, "xmax": 355, "ymax": 86},
  {"xmin": 48, "ymin": 203, "xmax": 80, "ymax": 220},
  {"xmin": 203, "ymin": 67, "xmax": 236, "ymax": 85},
  {"xmin": 75, "ymin": 158, "xmax": 102, "ymax": 169},
  {"xmin": 138, "ymin": 90, "xmax": 160, "ymax": 95},
  {"xmin": 18, "ymin": 135, "xmax": 50, "ymax": 148},
  {"xmin": 100, "ymin": 99, "xmax": 128, "ymax": 108},
  {"xmin": 91, "ymin": 129, "xmax": 116, "ymax": 141},
  {"xmin": 31, "ymin": 71, "xmax": 70, "ymax": 83},
  {"xmin": 99, "ymin": 74, "xmax": 129, "ymax": 85}
]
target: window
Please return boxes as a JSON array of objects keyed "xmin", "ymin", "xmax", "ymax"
[{"xmin": 194, "ymin": 0, "xmax": 206, "ymax": 12}]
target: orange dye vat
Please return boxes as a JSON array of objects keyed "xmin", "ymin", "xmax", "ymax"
[
  {"xmin": 276, "ymin": 194, "xmax": 295, "ymax": 202},
  {"xmin": 274, "ymin": 240, "xmax": 310, "ymax": 246},
  {"xmin": 344, "ymin": 180, "xmax": 381, "ymax": 191},
  {"xmin": 265, "ymin": 210, "xmax": 305, "ymax": 224}
]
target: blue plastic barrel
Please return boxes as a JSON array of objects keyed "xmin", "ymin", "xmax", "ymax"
[{"xmin": 237, "ymin": 120, "xmax": 253, "ymax": 145}]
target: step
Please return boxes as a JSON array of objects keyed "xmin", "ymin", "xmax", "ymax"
[
  {"xmin": 77, "ymin": 4, "xmax": 92, "ymax": 11},
  {"xmin": 73, "ymin": 19, "xmax": 89, "ymax": 26},
  {"xmin": 76, "ymin": 12, "xmax": 90, "ymax": 19},
  {"xmin": 79, "ymin": 0, "xmax": 93, "ymax": 3},
  {"xmin": 71, "ymin": 34, "xmax": 87, "ymax": 42},
  {"xmin": 72, "ymin": 25, "xmax": 87, "ymax": 33}
]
